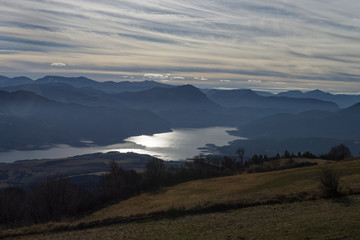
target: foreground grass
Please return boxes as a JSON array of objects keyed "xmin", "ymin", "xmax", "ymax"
[
  {"xmin": 3, "ymin": 157, "xmax": 360, "ymax": 239},
  {"xmin": 8, "ymin": 195, "xmax": 360, "ymax": 240}
]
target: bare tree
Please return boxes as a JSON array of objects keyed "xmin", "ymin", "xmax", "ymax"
[
  {"xmin": 236, "ymin": 147, "xmax": 245, "ymax": 163},
  {"xmin": 144, "ymin": 158, "xmax": 165, "ymax": 189},
  {"xmin": 27, "ymin": 177, "xmax": 82, "ymax": 222},
  {"xmin": 0, "ymin": 187, "xmax": 25, "ymax": 225},
  {"xmin": 327, "ymin": 144, "xmax": 351, "ymax": 161}
]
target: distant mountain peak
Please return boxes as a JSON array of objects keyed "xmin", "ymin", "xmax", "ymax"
[
  {"xmin": 285, "ymin": 90, "xmax": 303, "ymax": 93},
  {"xmin": 115, "ymin": 84, "xmax": 220, "ymax": 111},
  {"xmin": 0, "ymin": 76, "xmax": 33, "ymax": 87},
  {"xmin": 36, "ymin": 76, "xmax": 95, "ymax": 84},
  {"xmin": 144, "ymin": 84, "xmax": 204, "ymax": 98},
  {"xmin": 214, "ymin": 88, "xmax": 258, "ymax": 97},
  {"xmin": 276, "ymin": 90, "xmax": 303, "ymax": 97},
  {"xmin": 343, "ymin": 102, "xmax": 360, "ymax": 112},
  {"xmin": 307, "ymin": 89, "xmax": 327, "ymax": 94},
  {"xmin": 175, "ymin": 84, "xmax": 198, "ymax": 90},
  {"xmin": 0, "ymin": 75, "xmax": 10, "ymax": 81},
  {"xmin": 33, "ymin": 76, "xmax": 175, "ymax": 93}
]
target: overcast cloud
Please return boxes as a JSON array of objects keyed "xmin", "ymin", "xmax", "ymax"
[{"xmin": 0, "ymin": 0, "xmax": 359, "ymax": 93}]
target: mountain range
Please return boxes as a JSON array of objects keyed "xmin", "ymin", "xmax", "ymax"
[
  {"xmin": 0, "ymin": 75, "xmax": 359, "ymax": 155},
  {"xmin": 0, "ymin": 90, "xmax": 170, "ymax": 150},
  {"xmin": 0, "ymin": 75, "xmax": 172, "ymax": 93},
  {"xmin": 276, "ymin": 89, "xmax": 360, "ymax": 108},
  {"xmin": 207, "ymin": 89, "xmax": 339, "ymax": 113},
  {"xmin": 0, "ymin": 76, "xmax": 33, "ymax": 87},
  {"xmin": 234, "ymin": 103, "xmax": 360, "ymax": 140}
]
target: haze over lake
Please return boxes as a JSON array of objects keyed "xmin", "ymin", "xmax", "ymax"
[{"xmin": 0, "ymin": 127, "xmax": 245, "ymax": 163}]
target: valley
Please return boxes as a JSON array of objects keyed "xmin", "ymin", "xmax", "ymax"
[
  {"xmin": 1, "ymin": 75, "xmax": 360, "ymax": 189},
  {"xmin": 1, "ymin": 75, "xmax": 359, "ymax": 159}
]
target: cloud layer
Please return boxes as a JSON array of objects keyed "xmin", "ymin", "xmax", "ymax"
[{"xmin": 0, "ymin": 0, "xmax": 359, "ymax": 92}]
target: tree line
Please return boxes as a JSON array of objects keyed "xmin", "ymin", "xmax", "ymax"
[{"xmin": 0, "ymin": 155, "xmax": 241, "ymax": 227}]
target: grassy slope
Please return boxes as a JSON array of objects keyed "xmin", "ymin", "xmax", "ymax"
[
  {"xmin": 12, "ymin": 196, "xmax": 360, "ymax": 240},
  {"xmin": 85, "ymin": 157, "xmax": 360, "ymax": 221},
  {"xmin": 4, "ymin": 157, "xmax": 360, "ymax": 239}
]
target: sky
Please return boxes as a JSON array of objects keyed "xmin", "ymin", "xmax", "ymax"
[{"xmin": 0, "ymin": 0, "xmax": 359, "ymax": 93}]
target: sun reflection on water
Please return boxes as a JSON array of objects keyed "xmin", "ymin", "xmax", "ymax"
[{"xmin": 125, "ymin": 134, "xmax": 173, "ymax": 148}]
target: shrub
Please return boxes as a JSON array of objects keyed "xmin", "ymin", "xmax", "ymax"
[{"xmin": 319, "ymin": 167, "xmax": 342, "ymax": 197}]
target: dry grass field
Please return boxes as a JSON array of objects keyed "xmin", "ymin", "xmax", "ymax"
[
  {"xmin": 3, "ymin": 157, "xmax": 360, "ymax": 240},
  {"xmin": 10, "ymin": 195, "xmax": 360, "ymax": 240},
  {"xmin": 84, "ymin": 157, "xmax": 360, "ymax": 221}
]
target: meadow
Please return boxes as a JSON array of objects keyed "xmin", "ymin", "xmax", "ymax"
[{"xmin": 3, "ymin": 157, "xmax": 360, "ymax": 239}]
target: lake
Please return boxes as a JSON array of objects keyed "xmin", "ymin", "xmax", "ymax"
[{"xmin": 0, "ymin": 127, "xmax": 246, "ymax": 163}]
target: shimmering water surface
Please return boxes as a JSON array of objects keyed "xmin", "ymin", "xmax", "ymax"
[{"xmin": 0, "ymin": 127, "xmax": 245, "ymax": 163}]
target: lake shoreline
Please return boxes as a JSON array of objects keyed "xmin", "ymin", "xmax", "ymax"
[{"xmin": 0, "ymin": 127, "xmax": 243, "ymax": 163}]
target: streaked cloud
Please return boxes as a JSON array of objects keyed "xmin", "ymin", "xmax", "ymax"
[
  {"xmin": 0, "ymin": 0, "xmax": 359, "ymax": 93},
  {"xmin": 248, "ymin": 79, "xmax": 262, "ymax": 84},
  {"xmin": 172, "ymin": 76, "xmax": 185, "ymax": 80},
  {"xmin": 51, "ymin": 62, "xmax": 66, "ymax": 67},
  {"xmin": 143, "ymin": 73, "xmax": 168, "ymax": 81},
  {"xmin": 194, "ymin": 77, "xmax": 208, "ymax": 81}
]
